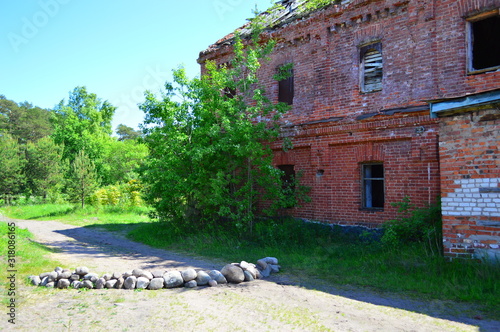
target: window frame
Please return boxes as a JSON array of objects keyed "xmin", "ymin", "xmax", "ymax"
[
  {"xmin": 359, "ymin": 42, "xmax": 383, "ymax": 93},
  {"xmin": 466, "ymin": 9, "xmax": 500, "ymax": 74},
  {"xmin": 277, "ymin": 64, "xmax": 294, "ymax": 105},
  {"xmin": 361, "ymin": 163, "xmax": 385, "ymax": 210}
]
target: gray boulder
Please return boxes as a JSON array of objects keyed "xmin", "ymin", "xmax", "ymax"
[
  {"xmin": 59, "ymin": 271, "xmax": 72, "ymax": 280},
  {"xmin": 164, "ymin": 271, "xmax": 184, "ymax": 288},
  {"xmin": 208, "ymin": 279, "xmax": 218, "ymax": 287},
  {"xmin": 57, "ymin": 279, "xmax": 70, "ymax": 289},
  {"xmin": 75, "ymin": 266, "xmax": 90, "ymax": 276},
  {"xmin": 184, "ymin": 280, "xmax": 197, "ymax": 288},
  {"xmin": 208, "ymin": 270, "xmax": 227, "ymax": 284},
  {"xmin": 195, "ymin": 271, "xmax": 211, "ymax": 286},
  {"xmin": 181, "ymin": 269, "xmax": 197, "ymax": 282},
  {"xmin": 221, "ymin": 264, "xmax": 244, "ymax": 284},
  {"xmin": 112, "ymin": 272, "xmax": 122, "ymax": 279},
  {"xmin": 105, "ymin": 279, "xmax": 118, "ymax": 289},
  {"xmin": 40, "ymin": 276, "xmax": 49, "ymax": 287},
  {"xmin": 84, "ymin": 273, "xmax": 99, "ymax": 283},
  {"xmin": 48, "ymin": 271, "xmax": 58, "ymax": 282},
  {"xmin": 95, "ymin": 278, "xmax": 106, "ymax": 289},
  {"xmin": 45, "ymin": 281, "xmax": 55, "ymax": 288},
  {"xmin": 81, "ymin": 280, "xmax": 93, "ymax": 289},
  {"xmin": 243, "ymin": 270, "xmax": 254, "ymax": 282},
  {"xmin": 54, "ymin": 266, "xmax": 63, "ymax": 274},
  {"xmin": 102, "ymin": 273, "xmax": 112, "ymax": 281},
  {"xmin": 124, "ymin": 276, "xmax": 137, "ymax": 290},
  {"xmin": 70, "ymin": 280, "xmax": 81, "ymax": 289},
  {"xmin": 152, "ymin": 270, "xmax": 164, "ymax": 278},
  {"xmin": 70, "ymin": 274, "xmax": 80, "ymax": 281},
  {"xmin": 136, "ymin": 277, "xmax": 150, "ymax": 289},
  {"xmin": 148, "ymin": 278, "xmax": 164, "ymax": 290},
  {"xmin": 30, "ymin": 275, "xmax": 41, "ymax": 286},
  {"xmin": 115, "ymin": 277, "xmax": 124, "ymax": 289}
]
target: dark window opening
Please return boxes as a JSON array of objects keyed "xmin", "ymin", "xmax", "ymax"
[
  {"xmin": 278, "ymin": 164, "xmax": 295, "ymax": 194},
  {"xmin": 362, "ymin": 164, "xmax": 384, "ymax": 209},
  {"xmin": 278, "ymin": 67, "xmax": 294, "ymax": 105},
  {"xmin": 470, "ymin": 14, "xmax": 500, "ymax": 71},
  {"xmin": 223, "ymin": 87, "xmax": 236, "ymax": 99},
  {"xmin": 360, "ymin": 43, "xmax": 382, "ymax": 92}
]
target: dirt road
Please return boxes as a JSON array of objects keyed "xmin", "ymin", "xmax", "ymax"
[{"xmin": 2, "ymin": 217, "xmax": 499, "ymax": 331}]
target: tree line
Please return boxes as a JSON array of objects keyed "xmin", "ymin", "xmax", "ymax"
[{"xmin": 0, "ymin": 87, "xmax": 147, "ymax": 207}]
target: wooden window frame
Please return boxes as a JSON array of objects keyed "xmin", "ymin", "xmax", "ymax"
[
  {"xmin": 360, "ymin": 42, "xmax": 383, "ymax": 93},
  {"xmin": 361, "ymin": 163, "xmax": 384, "ymax": 210},
  {"xmin": 466, "ymin": 9, "xmax": 500, "ymax": 74}
]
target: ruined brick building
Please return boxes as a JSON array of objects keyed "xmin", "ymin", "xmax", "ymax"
[{"xmin": 198, "ymin": 0, "xmax": 500, "ymax": 260}]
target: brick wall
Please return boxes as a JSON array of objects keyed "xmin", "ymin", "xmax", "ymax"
[
  {"xmin": 199, "ymin": 0, "xmax": 500, "ymax": 234},
  {"xmin": 439, "ymin": 107, "xmax": 500, "ymax": 260}
]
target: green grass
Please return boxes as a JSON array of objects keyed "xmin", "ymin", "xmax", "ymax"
[
  {"xmin": 2, "ymin": 204, "xmax": 499, "ymax": 319},
  {"xmin": 0, "ymin": 221, "xmax": 61, "ymax": 304}
]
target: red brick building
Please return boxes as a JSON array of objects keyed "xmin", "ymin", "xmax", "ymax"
[{"xmin": 199, "ymin": 0, "xmax": 500, "ymax": 260}]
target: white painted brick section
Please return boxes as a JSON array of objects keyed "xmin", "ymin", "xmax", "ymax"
[{"xmin": 442, "ymin": 178, "xmax": 500, "ymax": 217}]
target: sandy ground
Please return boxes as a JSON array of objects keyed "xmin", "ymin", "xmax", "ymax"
[{"xmin": 2, "ymin": 217, "xmax": 499, "ymax": 332}]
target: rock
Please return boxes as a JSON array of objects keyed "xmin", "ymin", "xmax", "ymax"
[
  {"xmin": 240, "ymin": 261, "xmax": 251, "ymax": 270},
  {"xmin": 55, "ymin": 266, "xmax": 63, "ymax": 273},
  {"xmin": 95, "ymin": 278, "xmax": 106, "ymax": 289},
  {"xmin": 59, "ymin": 271, "xmax": 72, "ymax": 280},
  {"xmin": 259, "ymin": 265, "xmax": 272, "ymax": 278},
  {"xmin": 30, "ymin": 275, "xmax": 41, "ymax": 286},
  {"xmin": 256, "ymin": 259, "xmax": 268, "ymax": 270},
  {"xmin": 84, "ymin": 273, "xmax": 99, "ymax": 283},
  {"xmin": 75, "ymin": 266, "xmax": 89, "ymax": 276},
  {"xmin": 269, "ymin": 264, "xmax": 280, "ymax": 273},
  {"xmin": 40, "ymin": 276, "xmax": 49, "ymax": 287},
  {"xmin": 115, "ymin": 277, "xmax": 124, "ymax": 289},
  {"xmin": 243, "ymin": 265, "xmax": 258, "ymax": 279},
  {"xmin": 148, "ymin": 278, "xmax": 164, "ymax": 290},
  {"xmin": 208, "ymin": 279, "xmax": 218, "ymax": 287},
  {"xmin": 152, "ymin": 270, "xmax": 164, "ymax": 278},
  {"xmin": 70, "ymin": 280, "xmax": 81, "ymax": 289},
  {"xmin": 142, "ymin": 271, "xmax": 154, "ymax": 280},
  {"xmin": 164, "ymin": 271, "xmax": 184, "ymax": 288},
  {"xmin": 45, "ymin": 282, "xmax": 55, "ymax": 288},
  {"xmin": 123, "ymin": 271, "xmax": 134, "ymax": 278},
  {"xmin": 105, "ymin": 280, "xmax": 118, "ymax": 289},
  {"xmin": 136, "ymin": 277, "xmax": 150, "ymax": 289},
  {"xmin": 112, "ymin": 272, "xmax": 122, "ymax": 279},
  {"xmin": 195, "ymin": 271, "xmax": 211, "ymax": 286},
  {"xmin": 132, "ymin": 268, "xmax": 145, "ymax": 278},
  {"xmin": 70, "ymin": 274, "xmax": 80, "ymax": 281},
  {"xmin": 81, "ymin": 280, "xmax": 93, "ymax": 289},
  {"xmin": 102, "ymin": 273, "xmax": 112, "ymax": 281},
  {"xmin": 48, "ymin": 271, "xmax": 58, "ymax": 282},
  {"xmin": 57, "ymin": 279, "xmax": 70, "ymax": 289},
  {"xmin": 208, "ymin": 270, "xmax": 227, "ymax": 284},
  {"xmin": 184, "ymin": 280, "xmax": 197, "ymax": 288},
  {"xmin": 262, "ymin": 257, "xmax": 279, "ymax": 265},
  {"xmin": 124, "ymin": 276, "xmax": 137, "ymax": 290},
  {"xmin": 181, "ymin": 269, "xmax": 197, "ymax": 282},
  {"xmin": 243, "ymin": 270, "xmax": 254, "ymax": 282},
  {"xmin": 39, "ymin": 272, "xmax": 51, "ymax": 279},
  {"xmin": 221, "ymin": 264, "xmax": 244, "ymax": 284}
]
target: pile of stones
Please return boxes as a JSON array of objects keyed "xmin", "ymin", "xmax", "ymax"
[{"xmin": 28, "ymin": 257, "xmax": 280, "ymax": 290}]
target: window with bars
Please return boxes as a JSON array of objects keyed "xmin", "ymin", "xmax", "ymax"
[
  {"xmin": 360, "ymin": 43, "xmax": 383, "ymax": 93},
  {"xmin": 362, "ymin": 164, "xmax": 384, "ymax": 209}
]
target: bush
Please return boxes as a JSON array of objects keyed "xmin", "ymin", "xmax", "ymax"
[
  {"xmin": 382, "ymin": 197, "xmax": 442, "ymax": 255},
  {"xmin": 89, "ymin": 180, "xmax": 145, "ymax": 207}
]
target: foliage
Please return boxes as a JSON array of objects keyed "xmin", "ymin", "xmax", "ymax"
[
  {"xmin": 0, "ymin": 95, "xmax": 52, "ymax": 143},
  {"xmin": 89, "ymin": 180, "xmax": 145, "ymax": 207},
  {"xmin": 381, "ymin": 197, "xmax": 442, "ymax": 255},
  {"xmin": 66, "ymin": 150, "xmax": 99, "ymax": 208},
  {"xmin": 24, "ymin": 136, "xmax": 67, "ymax": 199},
  {"xmin": 51, "ymin": 86, "xmax": 116, "ymax": 178},
  {"xmin": 0, "ymin": 134, "xmax": 25, "ymax": 196},
  {"xmin": 140, "ymin": 29, "xmax": 301, "ymax": 230},
  {"xmin": 116, "ymin": 124, "xmax": 142, "ymax": 141},
  {"xmin": 302, "ymin": 0, "xmax": 341, "ymax": 13},
  {"xmin": 99, "ymin": 138, "xmax": 148, "ymax": 185}
]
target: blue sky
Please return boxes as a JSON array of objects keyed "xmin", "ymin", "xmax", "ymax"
[{"xmin": 1, "ymin": 0, "xmax": 273, "ymax": 130}]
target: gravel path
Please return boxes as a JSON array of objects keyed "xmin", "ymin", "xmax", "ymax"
[{"xmin": 2, "ymin": 217, "xmax": 499, "ymax": 331}]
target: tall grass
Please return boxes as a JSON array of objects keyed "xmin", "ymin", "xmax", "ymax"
[{"xmin": 128, "ymin": 217, "xmax": 500, "ymax": 317}]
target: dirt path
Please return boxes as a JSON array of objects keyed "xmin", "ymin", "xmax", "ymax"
[{"xmin": 3, "ymin": 217, "xmax": 499, "ymax": 331}]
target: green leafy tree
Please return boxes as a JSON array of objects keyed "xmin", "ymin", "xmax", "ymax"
[
  {"xmin": 0, "ymin": 134, "xmax": 26, "ymax": 197},
  {"xmin": 140, "ymin": 28, "xmax": 299, "ymax": 230},
  {"xmin": 116, "ymin": 124, "xmax": 141, "ymax": 141},
  {"xmin": 0, "ymin": 95, "xmax": 52, "ymax": 143},
  {"xmin": 67, "ymin": 149, "xmax": 99, "ymax": 208},
  {"xmin": 100, "ymin": 138, "xmax": 148, "ymax": 185},
  {"xmin": 24, "ymin": 136, "xmax": 66, "ymax": 199},
  {"xmin": 51, "ymin": 87, "xmax": 116, "ymax": 179}
]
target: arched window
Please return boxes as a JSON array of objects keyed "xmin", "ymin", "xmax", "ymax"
[{"xmin": 360, "ymin": 43, "xmax": 382, "ymax": 93}]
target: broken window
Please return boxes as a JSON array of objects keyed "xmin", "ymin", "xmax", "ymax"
[
  {"xmin": 468, "ymin": 11, "xmax": 500, "ymax": 72},
  {"xmin": 360, "ymin": 43, "xmax": 383, "ymax": 93},
  {"xmin": 277, "ymin": 65, "xmax": 294, "ymax": 105},
  {"xmin": 362, "ymin": 164, "xmax": 384, "ymax": 209},
  {"xmin": 278, "ymin": 164, "xmax": 295, "ymax": 193}
]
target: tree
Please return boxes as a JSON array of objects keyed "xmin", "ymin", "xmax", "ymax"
[
  {"xmin": 51, "ymin": 86, "xmax": 116, "ymax": 170},
  {"xmin": 67, "ymin": 149, "xmax": 99, "ymax": 208},
  {"xmin": 100, "ymin": 138, "xmax": 148, "ymax": 185},
  {"xmin": 0, "ymin": 96, "xmax": 52, "ymax": 143},
  {"xmin": 116, "ymin": 124, "xmax": 141, "ymax": 141},
  {"xmin": 140, "ymin": 27, "xmax": 296, "ymax": 230},
  {"xmin": 24, "ymin": 136, "xmax": 66, "ymax": 199},
  {"xmin": 0, "ymin": 134, "xmax": 26, "ymax": 197}
]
